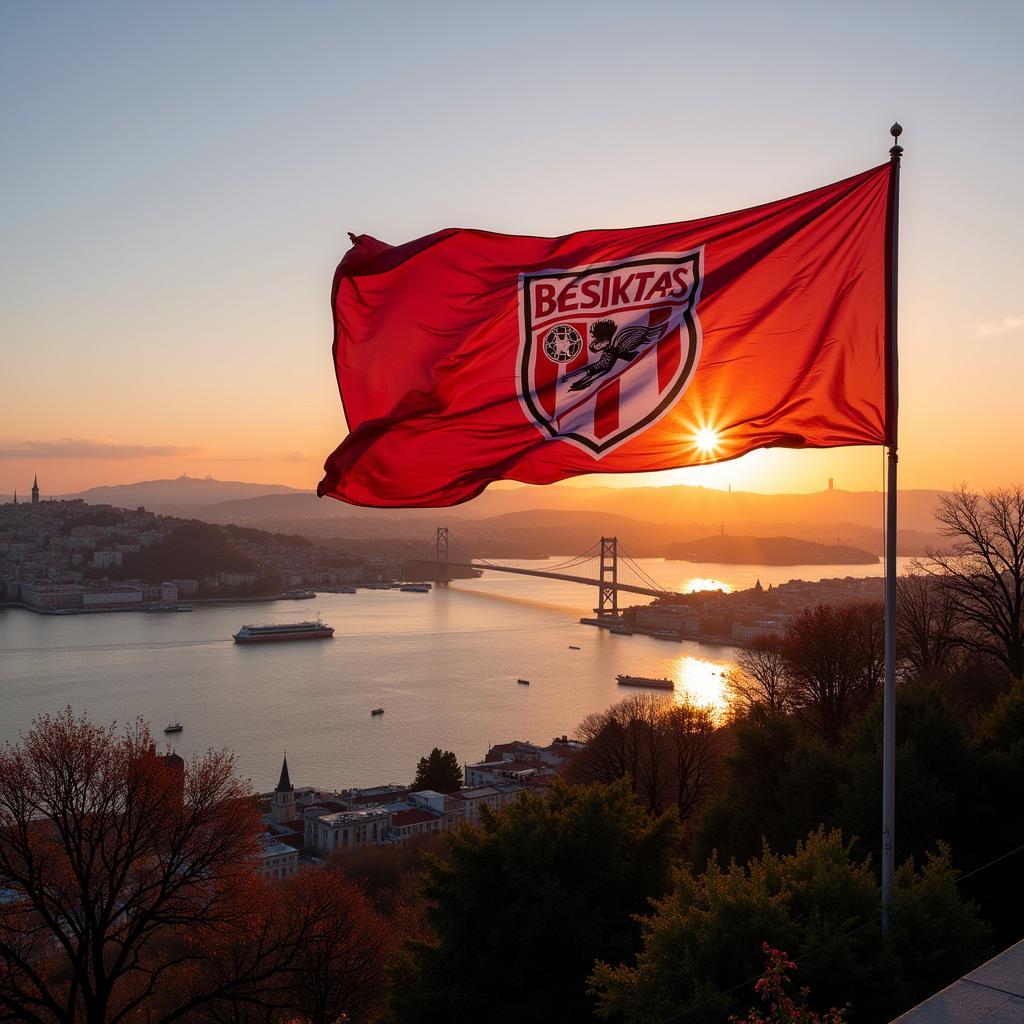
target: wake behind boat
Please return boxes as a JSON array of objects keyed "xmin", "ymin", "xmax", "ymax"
[{"xmin": 233, "ymin": 620, "xmax": 335, "ymax": 643}]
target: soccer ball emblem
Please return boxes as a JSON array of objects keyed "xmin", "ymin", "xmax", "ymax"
[{"xmin": 542, "ymin": 324, "xmax": 583, "ymax": 363}]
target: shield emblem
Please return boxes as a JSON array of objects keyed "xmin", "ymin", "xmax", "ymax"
[{"xmin": 516, "ymin": 249, "xmax": 703, "ymax": 456}]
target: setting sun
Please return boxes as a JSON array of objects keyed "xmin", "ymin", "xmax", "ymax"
[{"xmin": 695, "ymin": 427, "xmax": 720, "ymax": 455}]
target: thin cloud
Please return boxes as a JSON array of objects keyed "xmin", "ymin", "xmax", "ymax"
[
  {"xmin": 0, "ymin": 439, "xmax": 204, "ymax": 459},
  {"xmin": 978, "ymin": 315, "xmax": 1024, "ymax": 336}
]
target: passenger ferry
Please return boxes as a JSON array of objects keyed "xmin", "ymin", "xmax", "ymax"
[
  {"xmin": 616, "ymin": 674, "xmax": 674, "ymax": 690},
  {"xmin": 232, "ymin": 620, "xmax": 335, "ymax": 644},
  {"xmin": 399, "ymin": 583, "xmax": 431, "ymax": 593}
]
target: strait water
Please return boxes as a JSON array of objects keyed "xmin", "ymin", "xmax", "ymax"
[{"xmin": 0, "ymin": 557, "xmax": 912, "ymax": 792}]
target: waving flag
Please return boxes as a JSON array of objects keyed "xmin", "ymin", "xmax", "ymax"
[{"xmin": 318, "ymin": 163, "xmax": 894, "ymax": 508}]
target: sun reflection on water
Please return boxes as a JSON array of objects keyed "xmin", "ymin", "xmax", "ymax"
[
  {"xmin": 684, "ymin": 577, "xmax": 732, "ymax": 594},
  {"xmin": 670, "ymin": 656, "xmax": 732, "ymax": 720}
]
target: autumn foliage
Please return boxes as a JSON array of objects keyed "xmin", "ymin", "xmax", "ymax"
[{"xmin": 0, "ymin": 709, "xmax": 392, "ymax": 1024}]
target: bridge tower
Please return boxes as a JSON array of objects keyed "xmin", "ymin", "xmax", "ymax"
[
  {"xmin": 435, "ymin": 527, "xmax": 449, "ymax": 582},
  {"xmin": 598, "ymin": 536, "xmax": 619, "ymax": 618}
]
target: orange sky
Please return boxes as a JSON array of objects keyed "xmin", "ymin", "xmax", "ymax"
[{"xmin": 3, "ymin": 4, "xmax": 1022, "ymax": 498}]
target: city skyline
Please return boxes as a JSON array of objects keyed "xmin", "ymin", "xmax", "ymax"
[{"xmin": 3, "ymin": 2, "xmax": 1022, "ymax": 497}]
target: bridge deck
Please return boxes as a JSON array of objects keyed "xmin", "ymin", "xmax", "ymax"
[{"xmin": 442, "ymin": 560, "xmax": 673, "ymax": 599}]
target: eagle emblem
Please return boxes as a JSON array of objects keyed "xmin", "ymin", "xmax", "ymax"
[{"xmin": 516, "ymin": 249, "xmax": 703, "ymax": 456}]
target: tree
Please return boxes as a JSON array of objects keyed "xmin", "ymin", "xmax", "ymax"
[
  {"xmin": 731, "ymin": 635, "xmax": 791, "ymax": 714},
  {"xmin": 663, "ymin": 700, "xmax": 719, "ymax": 824},
  {"xmin": 274, "ymin": 867, "xmax": 393, "ymax": 1024},
  {"xmin": 572, "ymin": 694, "xmax": 719, "ymax": 817},
  {"xmin": 589, "ymin": 828, "xmax": 988, "ymax": 1024},
  {"xmin": 896, "ymin": 574, "xmax": 961, "ymax": 678},
  {"xmin": 390, "ymin": 779, "xmax": 680, "ymax": 1023},
  {"xmin": 411, "ymin": 748, "xmax": 462, "ymax": 793},
  {"xmin": 0, "ymin": 709, "xmax": 268, "ymax": 1024},
  {"xmin": 916, "ymin": 485, "xmax": 1024, "ymax": 680},
  {"xmin": 783, "ymin": 603, "xmax": 882, "ymax": 745}
]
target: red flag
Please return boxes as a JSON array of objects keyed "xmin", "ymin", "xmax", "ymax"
[{"xmin": 319, "ymin": 164, "xmax": 893, "ymax": 508}]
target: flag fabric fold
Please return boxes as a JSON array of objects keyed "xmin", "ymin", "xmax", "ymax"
[{"xmin": 319, "ymin": 164, "xmax": 893, "ymax": 508}]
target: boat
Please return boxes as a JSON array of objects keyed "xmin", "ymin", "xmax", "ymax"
[
  {"xmin": 281, "ymin": 589, "xmax": 316, "ymax": 600},
  {"xmin": 399, "ymin": 583, "xmax": 431, "ymax": 593},
  {"xmin": 617, "ymin": 675, "xmax": 674, "ymax": 690},
  {"xmin": 164, "ymin": 721, "xmax": 183, "ymax": 733},
  {"xmin": 569, "ymin": 645, "xmax": 581, "ymax": 650},
  {"xmin": 371, "ymin": 707, "xmax": 384, "ymax": 715},
  {"xmin": 517, "ymin": 678, "xmax": 530, "ymax": 685},
  {"xmin": 652, "ymin": 631, "xmax": 682, "ymax": 642},
  {"xmin": 233, "ymin": 620, "xmax": 334, "ymax": 643}
]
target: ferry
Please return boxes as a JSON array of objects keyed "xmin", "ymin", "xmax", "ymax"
[
  {"xmin": 164, "ymin": 721, "xmax": 183, "ymax": 734},
  {"xmin": 371, "ymin": 707, "xmax": 384, "ymax": 716},
  {"xmin": 617, "ymin": 674, "xmax": 674, "ymax": 691},
  {"xmin": 232, "ymin": 620, "xmax": 334, "ymax": 644},
  {"xmin": 399, "ymin": 583, "xmax": 431, "ymax": 593},
  {"xmin": 281, "ymin": 589, "xmax": 316, "ymax": 600}
]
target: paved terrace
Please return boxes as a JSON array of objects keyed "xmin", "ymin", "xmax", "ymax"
[{"xmin": 892, "ymin": 939, "xmax": 1024, "ymax": 1023}]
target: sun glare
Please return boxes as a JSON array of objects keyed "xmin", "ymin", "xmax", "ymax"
[{"xmin": 695, "ymin": 427, "xmax": 720, "ymax": 455}]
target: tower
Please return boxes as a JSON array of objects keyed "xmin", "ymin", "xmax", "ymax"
[
  {"xmin": 597, "ymin": 536, "xmax": 619, "ymax": 618},
  {"xmin": 271, "ymin": 754, "xmax": 296, "ymax": 824},
  {"xmin": 31, "ymin": 474, "xmax": 39, "ymax": 505},
  {"xmin": 11, "ymin": 490, "xmax": 16, "ymax": 504}
]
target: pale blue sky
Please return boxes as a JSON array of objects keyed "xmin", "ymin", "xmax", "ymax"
[{"xmin": 2, "ymin": 1, "xmax": 1022, "ymax": 494}]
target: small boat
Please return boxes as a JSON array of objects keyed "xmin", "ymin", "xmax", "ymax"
[
  {"xmin": 164, "ymin": 721, "xmax": 183, "ymax": 733},
  {"xmin": 371, "ymin": 707, "xmax": 384, "ymax": 716},
  {"xmin": 399, "ymin": 583, "xmax": 431, "ymax": 593},
  {"xmin": 569, "ymin": 645, "xmax": 580, "ymax": 650},
  {"xmin": 517, "ymin": 678, "xmax": 530, "ymax": 685}
]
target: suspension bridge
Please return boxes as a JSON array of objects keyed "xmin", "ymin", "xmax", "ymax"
[{"xmin": 424, "ymin": 527, "xmax": 677, "ymax": 618}]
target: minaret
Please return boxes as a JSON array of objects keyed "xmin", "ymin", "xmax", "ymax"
[
  {"xmin": 31, "ymin": 475, "xmax": 39, "ymax": 505},
  {"xmin": 271, "ymin": 754, "xmax": 296, "ymax": 824},
  {"xmin": 11, "ymin": 490, "xmax": 16, "ymax": 504}
]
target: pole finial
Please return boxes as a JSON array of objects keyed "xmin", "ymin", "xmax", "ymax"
[{"xmin": 889, "ymin": 122, "xmax": 903, "ymax": 160}]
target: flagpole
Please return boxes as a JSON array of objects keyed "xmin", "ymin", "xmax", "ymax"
[{"xmin": 881, "ymin": 122, "xmax": 902, "ymax": 935}]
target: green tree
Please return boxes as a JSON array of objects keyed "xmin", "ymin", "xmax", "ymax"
[
  {"xmin": 411, "ymin": 747, "xmax": 462, "ymax": 793},
  {"xmin": 590, "ymin": 828, "xmax": 988, "ymax": 1024},
  {"xmin": 390, "ymin": 779, "xmax": 680, "ymax": 1024}
]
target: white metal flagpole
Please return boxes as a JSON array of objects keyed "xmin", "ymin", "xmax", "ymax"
[{"xmin": 881, "ymin": 122, "xmax": 903, "ymax": 935}]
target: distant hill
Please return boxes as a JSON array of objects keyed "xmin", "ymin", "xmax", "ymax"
[
  {"xmin": 61, "ymin": 474, "xmax": 306, "ymax": 512},
  {"xmin": 189, "ymin": 486, "xmax": 947, "ymax": 556},
  {"xmin": 53, "ymin": 474, "xmax": 951, "ymax": 557},
  {"xmin": 670, "ymin": 535, "xmax": 879, "ymax": 565}
]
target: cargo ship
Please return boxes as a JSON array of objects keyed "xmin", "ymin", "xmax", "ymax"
[
  {"xmin": 616, "ymin": 674, "xmax": 674, "ymax": 690},
  {"xmin": 233, "ymin": 620, "xmax": 334, "ymax": 644}
]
